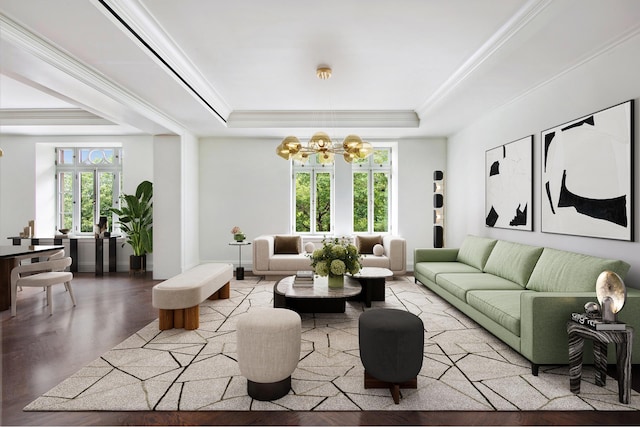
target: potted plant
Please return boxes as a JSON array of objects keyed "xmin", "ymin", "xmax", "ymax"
[{"xmin": 109, "ymin": 180, "xmax": 153, "ymax": 273}]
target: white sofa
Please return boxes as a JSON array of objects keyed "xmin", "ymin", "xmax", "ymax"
[{"xmin": 252, "ymin": 235, "xmax": 407, "ymax": 276}]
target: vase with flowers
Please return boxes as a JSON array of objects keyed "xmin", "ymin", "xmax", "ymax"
[
  {"xmin": 309, "ymin": 237, "xmax": 362, "ymax": 288},
  {"xmin": 231, "ymin": 226, "xmax": 245, "ymax": 242}
]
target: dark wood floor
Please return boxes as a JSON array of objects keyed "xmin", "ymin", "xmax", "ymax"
[{"xmin": 3, "ymin": 272, "xmax": 640, "ymax": 426}]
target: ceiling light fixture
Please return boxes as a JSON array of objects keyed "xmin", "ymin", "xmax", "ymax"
[{"xmin": 276, "ymin": 66, "xmax": 373, "ymax": 164}]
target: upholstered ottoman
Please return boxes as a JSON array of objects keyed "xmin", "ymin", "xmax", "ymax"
[
  {"xmin": 236, "ymin": 307, "xmax": 301, "ymax": 400},
  {"xmin": 359, "ymin": 308, "xmax": 424, "ymax": 403}
]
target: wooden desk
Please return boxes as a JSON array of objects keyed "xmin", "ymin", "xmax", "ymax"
[{"xmin": 0, "ymin": 245, "xmax": 64, "ymax": 311}]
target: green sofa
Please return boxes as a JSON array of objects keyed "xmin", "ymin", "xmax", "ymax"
[{"xmin": 414, "ymin": 235, "xmax": 640, "ymax": 374}]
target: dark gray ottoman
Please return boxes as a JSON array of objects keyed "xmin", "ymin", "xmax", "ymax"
[{"xmin": 359, "ymin": 308, "xmax": 424, "ymax": 404}]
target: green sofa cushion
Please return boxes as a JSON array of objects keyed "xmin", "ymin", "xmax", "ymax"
[
  {"xmin": 526, "ymin": 248, "xmax": 631, "ymax": 292},
  {"xmin": 456, "ymin": 235, "xmax": 497, "ymax": 270},
  {"xmin": 467, "ymin": 290, "xmax": 531, "ymax": 336},
  {"xmin": 483, "ymin": 241, "xmax": 543, "ymax": 287},
  {"xmin": 436, "ymin": 273, "xmax": 523, "ymax": 302},
  {"xmin": 414, "ymin": 262, "xmax": 480, "ymax": 284}
]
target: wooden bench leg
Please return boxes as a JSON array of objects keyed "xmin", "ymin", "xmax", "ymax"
[
  {"xmin": 184, "ymin": 305, "xmax": 199, "ymax": 330},
  {"xmin": 158, "ymin": 309, "xmax": 174, "ymax": 330},
  {"xmin": 208, "ymin": 282, "xmax": 230, "ymax": 300},
  {"xmin": 158, "ymin": 306, "xmax": 199, "ymax": 330}
]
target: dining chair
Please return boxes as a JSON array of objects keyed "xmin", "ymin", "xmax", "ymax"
[{"xmin": 10, "ymin": 250, "xmax": 76, "ymax": 316}]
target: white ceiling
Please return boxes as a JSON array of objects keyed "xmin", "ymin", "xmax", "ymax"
[{"xmin": 1, "ymin": 0, "xmax": 639, "ymax": 139}]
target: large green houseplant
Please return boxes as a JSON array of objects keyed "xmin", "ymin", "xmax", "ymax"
[{"xmin": 110, "ymin": 180, "xmax": 153, "ymax": 272}]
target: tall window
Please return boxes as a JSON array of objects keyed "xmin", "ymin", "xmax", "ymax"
[
  {"xmin": 353, "ymin": 148, "xmax": 391, "ymax": 233},
  {"xmin": 293, "ymin": 154, "xmax": 334, "ymax": 234},
  {"xmin": 56, "ymin": 147, "xmax": 122, "ymax": 234}
]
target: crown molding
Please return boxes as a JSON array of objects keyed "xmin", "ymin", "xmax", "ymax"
[
  {"xmin": 95, "ymin": 0, "xmax": 231, "ymax": 123},
  {"xmin": 227, "ymin": 110, "xmax": 420, "ymax": 128},
  {"xmin": 0, "ymin": 12, "xmax": 185, "ymax": 135},
  {"xmin": 0, "ymin": 108, "xmax": 115, "ymax": 126},
  {"xmin": 416, "ymin": 0, "xmax": 553, "ymax": 118}
]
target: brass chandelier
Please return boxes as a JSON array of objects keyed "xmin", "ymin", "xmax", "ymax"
[{"xmin": 276, "ymin": 67, "xmax": 373, "ymax": 164}]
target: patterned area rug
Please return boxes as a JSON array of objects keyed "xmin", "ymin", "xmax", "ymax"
[{"xmin": 25, "ymin": 276, "xmax": 640, "ymax": 411}]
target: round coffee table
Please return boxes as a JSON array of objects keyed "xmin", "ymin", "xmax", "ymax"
[{"xmin": 274, "ymin": 275, "xmax": 362, "ymax": 313}]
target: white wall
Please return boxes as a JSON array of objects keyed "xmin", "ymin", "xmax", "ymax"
[
  {"xmin": 198, "ymin": 136, "xmax": 447, "ymax": 271},
  {"xmin": 182, "ymin": 132, "xmax": 200, "ymax": 271},
  {"xmin": 153, "ymin": 135, "xmax": 182, "ymax": 279},
  {"xmin": 447, "ymin": 33, "xmax": 640, "ymax": 286}
]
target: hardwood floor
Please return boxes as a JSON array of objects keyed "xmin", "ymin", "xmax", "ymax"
[{"xmin": 2, "ymin": 272, "xmax": 640, "ymax": 426}]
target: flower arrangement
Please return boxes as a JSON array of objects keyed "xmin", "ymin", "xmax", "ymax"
[
  {"xmin": 231, "ymin": 226, "xmax": 245, "ymax": 241},
  {"xmin": 309, "ymin": 237, "xmax": 362, "ymax": 278}
]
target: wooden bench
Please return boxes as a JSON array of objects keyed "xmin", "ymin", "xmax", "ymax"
[{"xmin": 152, "ymin": 263, "xmax": 233, "ymax": 330}]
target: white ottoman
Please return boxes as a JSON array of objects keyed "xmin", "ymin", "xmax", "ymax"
[{"xmin": 237, "ymin": 307, "xmax": 301, "ymax": 400}]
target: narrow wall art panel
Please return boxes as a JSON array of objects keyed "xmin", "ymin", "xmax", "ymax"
[
  {"xmin": 541, "ymin": 100, "xmax": 634, "ymax": 241},
  {"xmin": 485, "ymin": 135, "xmax": 533, "ymax": 231}
]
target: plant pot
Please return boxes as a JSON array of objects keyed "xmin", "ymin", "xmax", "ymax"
[
  {"xmin": 328, "ymin": 274, "xmax": 344, "ymax": 289},
  {"xmin": 234, "ymin": 233, "xmax": 246, "ymax": 242},
  {"xmin": 130, "ymin": 254, "xmax": 146, "ymax": 274}
]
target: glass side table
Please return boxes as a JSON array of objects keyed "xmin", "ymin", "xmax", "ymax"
[{"xmin": 229, "ymin": 241, "xmax": 251, "ymax": 280}]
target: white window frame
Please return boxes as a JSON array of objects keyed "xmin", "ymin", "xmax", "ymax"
[
  {"xmin": 352, "ymin": 146, "xmax": 393, "ymax": 234},
  {"xmin": 55, "ymin": 147, "xmax": 122, "ymax": 235},
  {"xmin": 292, "ymin": 155, "xmax": 335, "ymax": 235}
]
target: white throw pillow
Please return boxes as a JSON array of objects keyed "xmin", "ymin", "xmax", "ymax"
[
  {"xmin": 373, "ymin": 244, "xmax": 384, "ymax": 256},
  {"xmin": 305, "ymin": 242, "xmax": 316, "ymax": 253}
]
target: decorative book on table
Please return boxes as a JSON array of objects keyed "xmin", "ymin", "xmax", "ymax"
[
  {"xmin": 294, "ymin": 270, "xmax": 314, "ymax": 287},
  {"xmin": 571, "ymin": 312, "xmax": 626, "ymax": 331}
]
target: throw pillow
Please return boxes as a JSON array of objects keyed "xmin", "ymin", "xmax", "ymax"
[
  {"xmin": 274, "ymin": 235, "xmax": 301, "ymax": 254},
  {"xmin": 373, "ymin": 244, "xmax": 385, "ymax": 256},
  {"xmin": 356, "ymin": 235, "xmax": 382, "ymax": 254},
  {"xmin": 304, "ymin": 242, "xmax": 316, "ymax": 253}
]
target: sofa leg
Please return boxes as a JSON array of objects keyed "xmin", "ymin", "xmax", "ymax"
[{"xmin": 531, "ymin": 363, "xmax": 539, "ymax": 376}]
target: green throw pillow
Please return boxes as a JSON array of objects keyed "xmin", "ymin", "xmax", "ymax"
[
  {"xmin": 526, "ymin": 248, "xmax": 630, "ymax": 292},
  {"xmin": 483, "ymin": 240, "xmax": 543, "ymax": 287},
  {"xmin": 456, "ymin": 235, "xmax": 497, "ymax": 270}
]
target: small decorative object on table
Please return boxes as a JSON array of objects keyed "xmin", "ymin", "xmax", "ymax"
[
  {"xmin": 309, "ymin": 237, "xmax": 362, "ymax": 289},
  {"xmin": 293, "ymin": 270, "xmax": 314, "ymax": 287},
  {"xmin": 231, "ymin": 226, "xmax": 245, "ymax": 242}
]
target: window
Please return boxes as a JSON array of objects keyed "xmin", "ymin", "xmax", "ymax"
[
  {"xmin": 293, "ymin": 154, "xmax": 334, "ymax": 234},
  {"xmin": 352, "ymin": 148, "xmax": 391, "ymax": 233},
  {"xmin": 56, "ymin": 147, "xmax": 122, "ymax": 234}
]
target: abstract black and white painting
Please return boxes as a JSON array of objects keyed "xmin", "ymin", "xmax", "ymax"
[
  {"xmin": 541, "ymin": 100, "xmax": 634, "ymax": 241},
  {"xmin": 485, "ymin": 135, "xmax": 533, "ymax": 231}
]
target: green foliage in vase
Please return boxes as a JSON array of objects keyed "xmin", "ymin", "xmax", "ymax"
[
  {"xmin": 309, "ymin": 237, "xmax": 362, "ymax": 277},
  {"xmin": 109, "ymin": 180, "xmax": 153, "ymax": 256}
]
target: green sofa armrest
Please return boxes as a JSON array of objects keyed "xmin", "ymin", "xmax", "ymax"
[
  {"xmin": 520, "ymin": 291, "xmax": 640, "ymax": 365},
  {"xmin": 414, "ymin": 248, "xmax": 459, "ymax": 264}
]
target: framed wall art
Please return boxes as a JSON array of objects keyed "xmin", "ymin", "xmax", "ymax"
[
  {"xmin": 541, "ymin": 100, "xmax": 634, "ymax": 241},
  {"xmin": 485, "ymin": 135, "xmax": 533, "ymax": 231}
]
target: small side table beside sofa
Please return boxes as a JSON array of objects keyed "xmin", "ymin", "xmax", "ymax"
[{"xmin": 566, "ymin": 321, "xmax": 633, "ymax": 404}]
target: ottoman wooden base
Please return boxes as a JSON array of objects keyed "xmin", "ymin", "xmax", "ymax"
[
  {"xmin": 158, "ymin": 283, "xmax": 231, "ymax": 330},
  {"xmin": 364, "ymin": 371, "xmax": 417, "ymax": 404},
  {"xmin": 159, "ymin": 305, "xmax": 199, "ymax": 330},
  {"xmin": 208, "ymin": 282, "xmax": 230, "ymax": 300},
  {"xmin": 247, "ymin": 376, "xmax": 291, "ymax": 401}
]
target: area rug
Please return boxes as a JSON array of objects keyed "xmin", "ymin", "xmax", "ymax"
[{"xmin": 25, "ymin": 276, "xmax": 640, "ymax": 412}]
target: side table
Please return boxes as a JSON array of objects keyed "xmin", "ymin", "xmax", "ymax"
[
  {"xmin": 229, "ymin": 241, "xmax": 251, "ymax": 280},
  {"xmin": 566, "ymin": 321, "xmax": 633, "ymax": 404}
]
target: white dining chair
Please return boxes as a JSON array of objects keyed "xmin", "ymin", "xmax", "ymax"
[{"xmin": 10, "ymin": 250, "xmax": 76, "ymax": 317}]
